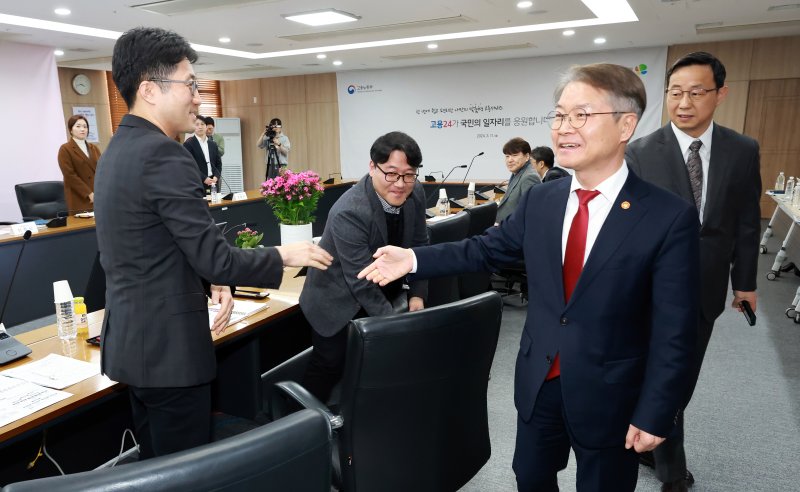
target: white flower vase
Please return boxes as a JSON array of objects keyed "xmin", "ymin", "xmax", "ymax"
[{"xmin": 279, "ymin": 223, "xmax": 313, "ymax": 245}]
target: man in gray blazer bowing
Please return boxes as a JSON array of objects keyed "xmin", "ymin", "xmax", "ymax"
[
  {"xmin": 300, "ymin": 131, "xmax": 429, "ymax": 402},
  {"xmin": 95, "ymin": 27, "xmax": 331, "ymax": 459},
  {"xmin": 496, "ymin": 137, "xmax": 542, "ymax": 224}
]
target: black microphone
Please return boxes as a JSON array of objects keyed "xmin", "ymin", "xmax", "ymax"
[
  {"xmin": 209, "ymin": 163, "xmax": 234, "ymax": 201},
  {"xmin": 0, "ymin": 230, "xmax": 32, "ymax": 329},
  {"xmin": 462, "ymin": 151, "xmax": 485, "ymax": 183},
  {"xmin": 427, "ymin": 165, "xmax": 467, "ymax": 208},
  {"xmin": 423, "ymin": 171, "xmax": 444, "ymax": 183},
  {"xmin": 323, "ymin": 172, "xmax": 342, "ymax": 185},
  {"xmin": 48, "ymin": 207, "xmax": 95, "ymax": 228},
  {"xmin": 221, "ymin": 222, "xmax": 248, "ymax": 236}
]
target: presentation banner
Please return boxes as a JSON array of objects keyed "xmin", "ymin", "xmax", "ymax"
[{"xmin": 337, "ymin": 47, "xmax": 667, "ymax": 181}]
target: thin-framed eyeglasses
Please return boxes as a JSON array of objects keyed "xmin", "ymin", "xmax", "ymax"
[
  {"xmin": 665, "ymin": 87, "xmax": 718, "ymax": 101},
  {"xmin": 545, "ymin": 109, "xmax": 630, "ymax": 130},
  {"xmin": 149, "ymin": 78, "xmax": 199, "ymax": 95},
  {"xmin": 374, "ymin": 163, "xmax": 418, "ymax": 184}
]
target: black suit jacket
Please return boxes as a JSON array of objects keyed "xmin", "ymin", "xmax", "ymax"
[
  {"xmin": 626, "ymin": 123, "xmax": 761, "ymax": 323},
  {"xmin": 95, "ymin": 115, "xmax": 284, "ymax": 388},
  {"xmin": 543, "ymin": 166, "xmax": 570, "ymax": 182},
  {"xmin": 184, "ymin": 135, "xmax": 223, "ymax": 191},
  {"xmin": 413, "ymin": 169, "xmax": 699, "ymax": 446}
]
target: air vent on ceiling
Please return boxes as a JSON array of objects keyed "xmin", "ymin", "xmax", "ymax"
[
  {"xmin": 382, "ymin": 43, "xmax": 534, "ymax": 61},
  {"xmin": 302, "ymin": 63, "xmax": 321, "ymax": 66},
  {"xmin": 131, "ymin": 0, "xmax": 279, "ymax": 16},
  {"xmin": 696, "ymin": 19, "xmax": 800, "ymax": 34},
  {"xmin": 767, "ymin": 3, "xmax": 800, "ymax": 11},
  {"xmin": 280, "ymin": 15, "xmax": 474, "ymax": 43},
  {"xmin": 68, "ymin": 48, "xmax": 94, "ymax": 53},
  {"xmin": 200, "ymin": 65, "xmax": 284, "ymax": 75},
  {"xmin": 57, "ymin": 56, "xmax": 113, "ymax": 65}
]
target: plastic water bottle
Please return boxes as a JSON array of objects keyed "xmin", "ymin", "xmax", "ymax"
[
  {"xmin": 467, "ymin": 182, "xmax": 476, "ymax": 208},
  {"xmin": 792, "ymin": 185, "xmax": 800, "ymax": 210},
  {"xmin": 74, "ymin": 296, "xmax": 89, "ymax": 337},
  {"xmin": 438, "ymin": 189, "xmax": 450, "ymax": 216},
  {"xmin": 54, "ymin": 280, "xmax": 76, "ymax": 340},
  {"xmin": 785, "ymin": 177, "xmax": 795, "ymax": 199},
  {"xmin": 776, "ymin": 171, "xmax": 786, "ymax": 192},
  {"xmin": 210, "ymin": 182, "xmax": 220, "ymax": 204}
]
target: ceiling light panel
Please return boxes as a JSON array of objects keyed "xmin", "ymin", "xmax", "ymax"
[{"xmin": 283, "ymin": 9, "xmax": 360, "ymax": 27}]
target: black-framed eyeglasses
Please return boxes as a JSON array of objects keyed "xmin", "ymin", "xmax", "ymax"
[
  {"xmin": 545, "ymin": 109, "xmax": 630, "ymax": 130},
  {"xmin": 149, "ymin": 78, "xmax": 199, "ymax": 95},
  {"xmin": 665, "ymin": 87, "xmax": 718, "ymax": 100},
  {"xmin": 374, "ymin": 163, "xmax": 418, "ymax": 184}
]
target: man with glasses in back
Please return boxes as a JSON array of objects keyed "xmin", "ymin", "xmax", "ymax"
[
  {"xmin": 626, "ymin": 52, "xmax": 761, "ymax": 492},
  {"xmin": 299, "ymin": 131, "xmax": 429, "ymax": 402},
  {"xmin": 357, "ymin": 64, "xmax": 699, "ymax": 491},
  {"xmin": 95, "ymin": 27, "xmax": 332, "ymax": 459}
]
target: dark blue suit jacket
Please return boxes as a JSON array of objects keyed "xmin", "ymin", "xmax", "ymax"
[{"xmin": 413, "ymin": 168, "xmax": 699, "ymax": 447}]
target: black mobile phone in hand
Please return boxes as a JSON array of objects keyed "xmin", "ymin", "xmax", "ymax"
[{"xmin": 739, "ymin": 300, "xmax": 756, "ymax": 326}]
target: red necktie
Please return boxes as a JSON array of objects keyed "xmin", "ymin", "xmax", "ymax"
[{"xmin": 546, "ymin": 189, "xmax": 601, "ymax": 380}]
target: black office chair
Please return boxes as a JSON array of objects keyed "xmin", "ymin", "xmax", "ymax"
[
  {"xmin": 425, "ymin": 211, "xmax": 470, "ymax": 307},
  {"xmin": 14, "ymin": 181, "xmax": 67, "ymax": 221},
  {"xmin": 1, "ymin": 409, "xmax": 332, "ymax": 492},
  {"xmin": 459, "ymin": 201, "xmax": 498, "ymax": 299},
  {"xmin": 269, "ymin": 291, "xmax": 503, "ymax": 492}
]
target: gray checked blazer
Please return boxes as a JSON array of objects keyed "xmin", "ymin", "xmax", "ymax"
[{"xmin": 300, "ymin": 174, "xmax": 428, "ymax": 336}]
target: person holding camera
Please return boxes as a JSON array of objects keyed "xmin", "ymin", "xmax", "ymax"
[{"xmin": 257, "ymin": 117, "xmax": 290, "ymax": 178}]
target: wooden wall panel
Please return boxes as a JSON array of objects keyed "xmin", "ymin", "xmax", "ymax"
[
  {"xmin": 714, "ymin": 80, "xmax": 749, "ymax": 133},
  {"xmin": 305, "ymin": 73, "xmax": 338, "ymax": 103},
  {"xmin": 305, "ymin": 102, "xmax": 341, "ymax": 181},
  {"xmin": 220, "ymin": 79, "xmax": 261, "ymax": 107},
  {"xmin": 260, "ymin": 75, "xmax": 306, "ymax": 105},
  {"xmin": 666, "ymin": 40, "xmax": 753, "ymax": 82},
  {"xmin": 57, "ymin": 68, "xmax": 113, "ymax": 152},
  {"xmin": 750, "ymin": 36, "xmax": 800, "ymax": 81}
]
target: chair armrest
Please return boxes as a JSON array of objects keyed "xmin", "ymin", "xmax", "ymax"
[{"xmin": 274, "ymin": 381, "xmax": 344, "ymax": 430}]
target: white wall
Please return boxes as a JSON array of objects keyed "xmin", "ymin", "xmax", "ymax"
[
  {"xmin": 0, "ymin": 42, "xmax": 65, "ymax": 221},
  {"xmin": 337, "ymin": 47, "xmax": 667, "ymax": 181}
]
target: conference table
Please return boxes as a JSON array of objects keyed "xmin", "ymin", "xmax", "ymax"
[{"xmin": 0, "ymin": 268, "xmax": 308, "ymax": 483}]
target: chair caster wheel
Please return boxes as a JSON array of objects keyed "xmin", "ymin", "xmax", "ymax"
[
  {"xmin": 794, "ymin": 314, "xmax": 800, "ymax": 324},
  {"xmin": 760, "ymin": 245, "xmax": 768, "ymax": 254},
  {"xmin": 787, "ymin": 307, "xmax": 797, "ymax": 319},
  {"xmin": 767, "ymin": 271, "xmax": 778, "ymax": 281}
]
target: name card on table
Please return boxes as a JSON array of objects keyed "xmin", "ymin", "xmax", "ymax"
[
  {"xmin": 232, "ymin": 192, "xmax": 248, "ymax": 201},
  {"xmin": 10, "ymin": 222, "xmax": 38, "ymax": 237}
]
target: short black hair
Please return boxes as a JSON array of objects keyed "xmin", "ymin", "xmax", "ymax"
[
  {"xmin": 502, "ymin": 137, "xmax": 531, "ymax": 156},
  {"xmin": 204, "ymin": 116, "xmax": 215, "ymax": 126},
  {"xmin": 111, "ymin": 27, "xmax": 198, "ymax": 108},
  {"xmin": 370, "ymin": 131, "xmax": 423, "ymax": 168},
  {"xmin": 667, "ymin": 51, "xmax": 726, "ymax": 89},
  {"xmin": 269, "ymin": 118, "xmax": 282, "ymax": 126},
  {"xmin": 195, "ymin": 114, "xmax": 206, "ymax": 123},
  {"xmin": 531, "ymin": 146, "xmax": 554, "ymax": 168}
]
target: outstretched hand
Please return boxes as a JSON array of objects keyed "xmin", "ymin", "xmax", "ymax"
[
  {"xmin": 276, "ymin": 242, "xmax": 333, "ymax": 270},
  {"xmin": 357, "ymin": 246, "xmax": 414, "ymax": 286}
]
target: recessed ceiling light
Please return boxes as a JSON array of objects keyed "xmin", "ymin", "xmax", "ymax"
[
  {"xmin": 219, "ymin": 37, "xmax": 231, "ymax": 43},
  {"xmin": 563, "ymin": 29, "xmax": 575, "ymax": 36},
  {"xmin": 316, "ymin": 53, "xmax": 327, "ymax": 59},
  {"xmin": 332, "ymin": 60, "xmax": 343, "ymax": 66},
  {"xmin": 427, "ymin": 43, "xmax": 438, "ymax": 49},
  {"xmin": 517, "ymin": 1, "xmax": 534, "ymax": 8},
  {"xmin": 54, "ymin": 49, "xmax": 64, "ymax": 56},
  {"xmin": 283, "ymin": 9, "xmax": 360, "ymax": 27},
  {"xmin": 54, "ymin": 8, "xmax": 71, "ymax": 16},
  {"xmin": 594, "ymin": 37, "xmax": 606, "ymax": 44}
]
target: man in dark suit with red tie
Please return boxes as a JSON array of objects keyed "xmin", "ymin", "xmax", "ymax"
[
  {"xmin": 358, "ymin": 63, "xmax": 699, "ymax": 491},
  {"xmin": 626, "ymin": 51, "xmax": 761, "ymax": 492}
]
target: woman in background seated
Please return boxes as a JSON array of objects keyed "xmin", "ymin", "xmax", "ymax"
[{"xmin": 57, "ymin": 115, "xmax": 101, "ymax": 211}]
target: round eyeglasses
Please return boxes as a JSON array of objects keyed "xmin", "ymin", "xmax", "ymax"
[{"xmin": 545, "ymin": 109, "xmax": 630, "ymax": 130}]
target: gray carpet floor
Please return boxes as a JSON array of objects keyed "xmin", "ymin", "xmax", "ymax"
[{"xmin": 462, "ymin": 222, "xmax": 800, "ymax": 491}]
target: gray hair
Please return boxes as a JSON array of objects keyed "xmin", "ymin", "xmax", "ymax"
[{"xmin": 553, "ymin": 63, "xmax": 646, "ymax": 119}]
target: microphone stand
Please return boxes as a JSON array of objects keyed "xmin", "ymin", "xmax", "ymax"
[
  {"xmin": 209, "ymin": 163, "xmax": 234, "ymax": 200},
  {"xmin": 427, "ymin": 165, "xmax": 467, "ymax": 208},
  {"xmin": 462, "ymin": 151, "xmax": 485, "ymax": 183}
]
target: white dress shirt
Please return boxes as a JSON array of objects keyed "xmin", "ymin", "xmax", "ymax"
[
  {"xmin": 561, "ymin": 163, "xmax": 629, "ymax": 266},
  {"xmin": 196, "ymin": 135, "xmax": 212, "ymax": 176},
  {"xmin": 670, "ymin": 121, "xmax": 713, "ymax": 223}
]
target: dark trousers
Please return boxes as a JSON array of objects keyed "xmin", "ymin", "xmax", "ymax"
[
  {"xmin": 652, "ymin": 316, "xmax": 715, "ymax": 483},
  {"xmin": 129, "ymin": 383, "xmax": 211, "ymax": 459},
  {"xmin": 513, "ymin": 378, "xmax": 639, "ymax": 492},
  {"xmin": 301, "ymin": 326, "xmax": 349, "ymax": 403}
]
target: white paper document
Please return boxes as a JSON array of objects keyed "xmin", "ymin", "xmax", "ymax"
[
  {"xmin": 0, "ymin": 375, "xmax": 72, "ymax": 428},
  {"xmin": 208, "ymin": 299, "xmax": 270, "ymax": 329},
  {"xmin": 1, "ymin": 353, "xmax": 101, "ymax": 390}
]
